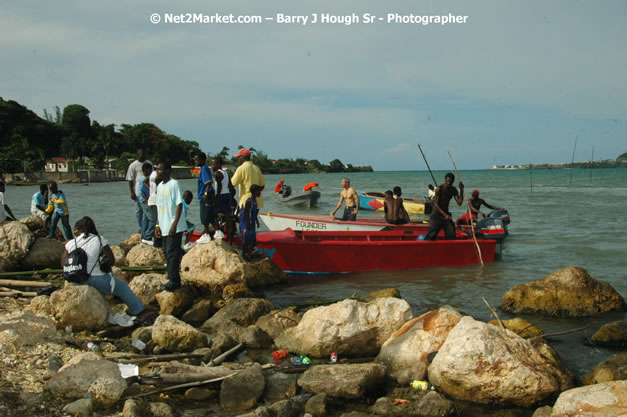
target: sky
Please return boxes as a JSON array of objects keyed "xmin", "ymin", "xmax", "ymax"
[{"xmin": 1, "ymin": 0, "xmax": 625, "ymax": 170}]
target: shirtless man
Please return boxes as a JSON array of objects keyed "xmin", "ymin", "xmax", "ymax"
[
  {"xmin": 330, "ymin": 178, "xmax": 359, "ymax": 221},
  {"xmin": 384, "ymin": 189, "xmax": 409, "ymax": 225},
  {"xmin": 425, "ymin": 172, "xmax": 464, "ymax": 240},
  {"xmin": 456, "ymin": 189, "xmax": 504, "ymax": 225}
]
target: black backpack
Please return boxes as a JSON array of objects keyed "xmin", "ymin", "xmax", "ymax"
[{"xmin": 63, "ymin": 236, "xmax": 97, "ymax": 283}]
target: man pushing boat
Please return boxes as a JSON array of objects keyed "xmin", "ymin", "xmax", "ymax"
[
  {"xmin": 330, "ymin": 178, "xmax": 359, "ymax": 221},
  {"xmin": 457, "ymin": 189, "xmax": 505, "ymax": 226},
  {"xmin": 425, "ymin": 172, "xmax": 464, "ymax": 240}
]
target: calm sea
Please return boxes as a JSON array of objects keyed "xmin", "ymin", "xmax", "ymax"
[{"xmin": 5, "ymin": 168, "xmax": 627, "ymax": 377}]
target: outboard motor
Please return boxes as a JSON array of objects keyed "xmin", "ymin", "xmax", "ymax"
[
  {"xmin": 281, "ymin": 185, "xmax": 292, "ymax": 197},
  {"xmin": 476, "ymin": 217, "xmax": 507, "ymax": 260},
  {"xmin": 488, "ymin": 209, "xmax": 510, "ymax": 225}
]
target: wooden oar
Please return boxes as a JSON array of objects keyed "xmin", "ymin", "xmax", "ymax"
[{"xmin": 447, "ymin": 150, "xmax": 484, "ymax": 266}]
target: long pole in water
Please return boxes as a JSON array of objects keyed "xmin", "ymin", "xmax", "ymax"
[
  {"xmin": 530, "ymin": 163, "xmax": 533, "ymax": 192},
  {"xmin": 447, "ymin": 150, "xmax": 484, "ymax": 266},
  {"xmin": 590, "ymin": 146, "xmax": 594, "ymax": 184},
  {"xmin": 418, "ymin": 144, "xmax": 438, "ymax": 186},
  {"xmin": 569, "ymin": 137, "xmax": 578, "ymax": 186}
]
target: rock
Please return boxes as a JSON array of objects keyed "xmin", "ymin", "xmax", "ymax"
[
  {"xmin": 488, "ymin": 317, "xmax": 544, "ymax": 338},
  {"xmin": 340, "ymin": 412, "xmax": 374, "ymax": 417},
  {"xmin": 48, "ymin": 354, "xmax": 64, "ymax": 372},
  {"xmin": 110, "ymin": 245, "xmax": 126, "ymax": 267},
  {"xmin": 583, "ymin": 353, "xmax": 627, "ymax": 385},
  {"xmin": 298, "ymin": 363, "xmax": 386, "ymax": 398},
  {"xmin": 531, "ymin": 406, "xmax": 552, "ymax": 417},
  {"xmin": 264, "ymin": 372, "xmax": 299, "ymax": 402},
  {"xmin": 131, "ymin": 326, "xmax": 153, "ymax": 343},
  {"xmin": 413, "ymin": 391, "xmax": 455, "ymax": 417},
  {"xmin": 276, "ymin": 298, "xmax": 412, "ymax": 357},
  {"xmin": 62, "ymin": 397, "xmax": 93, "ymax": 417},
  {"xmin": 256, "ymin": 306, "xmax": 303, "ymax": 340},
  {"xmin": 180, "ymin": 240, "xmax": 286, "ymax": 292},
  {"xmin": 155, "ymin": 286, "xmax": 195, "ymax": 316},
  {"xmin": 428, "ymin": 316, "xmax": 574, "ymax": 407},
  {"xmin": 50, "ymin": 286, "xmax": 109, "ymax": 330},
  {"xmin": 305, "ymin": 393, "xmax": 328, "ymax": 417},
  {"xmin": 203, "ymin": 298, "xmax": 276, "ymax": 328},
  {"xmin": 208, "ymin": 320, "xmax": 273, "ymax": 348},
  {"xmin": 119, "ymin": 233, "xmax": 141, "ymax": 253},
  {"xmin": 0, "ymin": 220, "xmax": 33, "ymax": 272},
  {"xmin": 206, "ymin": 333, "xmax": 238, "ymax": 360},
  {"xmin": 25, "ymin": 295, "xmax": 53, "ymax": 317},
  {"xmin": 20, "ymin": 237, "xmax": 65, "ymax": 269},
  {"xmin": 181, "ymin": 298, "xmax": 216, "ymax": 324},
  {"xmin": 19, "ymin": 215, "xmax": 46, "ymax": 237},
  {"xmin": 551, "ymin": 380, "xmax": 627, "ymax": 417},
  {"xmin": 44, "ymin": 357, "xmax": 127, "ymax": 407},
  {"xmin": 500, "ymin": 266, "xmax": 625, "ymax": 317},
  {"xmin": 590, "ymin": 321, "xmax": 627, "ymax": 347},
  {"xmin": 148, "ymin": 402, "xmax": 175, "ymax": 417},
  {"xmin": 269, "ymin": 399, "xmax": 303, "ymax": 417},
  {"xmin": 362, "ymin": 288, "xmax": 401, "ymax": 302},
  {"xmin": 185, "ymin": 387, "xmax": 216, "ymax": 401},
  {"xmin": 122, "ymin": 399, "xmax": 142, "ymax": 417},
  {"xmin": 0, "ymin": 311, "xmax": 59, "ymax": 353},
  {"xmin": 129, "ymin": 273, "xmax": 168, "ymax": 305},
  {"xmin": 222, "ymin": 283, "xmax": 255, "ymax": 299},
  {"xmin": 126, "ymin": 243, "xmax": 166, "ymax": 267},
  {"xmin": 152, "ymin": 314, "xmax": 209, "ymax": 352},
  {"xmin": 220, "ymin": 363, "xmax": 265, "ymax": 411},
  {"xmin": 376, "ymin": 306, "xmax": 462, "ymax": 384}
]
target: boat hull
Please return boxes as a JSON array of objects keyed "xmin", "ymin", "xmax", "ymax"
[
  {"xmin": 254, "ymin": 229, "xmax": 496, "ymax": 274},
  {"xmin": 273, "ymin": 190, "xmax": 320, "ymax": 207}
]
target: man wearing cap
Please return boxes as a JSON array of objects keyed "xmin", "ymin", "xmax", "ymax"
[
  {"xmin": 457, "ymin": 190, "xmax": 504, "ymax": 225},
  {"xmin": 231, "ymin": 148, "xmax": 265, "ymax": 210}
]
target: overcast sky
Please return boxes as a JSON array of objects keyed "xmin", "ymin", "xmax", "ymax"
[{"xmin": 2, "ymin": 0, "xmax": 625, "ymax": 170}]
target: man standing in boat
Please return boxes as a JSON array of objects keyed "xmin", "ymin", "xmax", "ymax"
[
  {"xmin": 330, "ymin": 178, "xmax": 359, "ymax": 221},
  {"xmin": 456, "ymin": 189, "xmax": 505, "ymax": 225},
  {"xmin": 425, "ymin": 173, "xmax": 463, "ymax": 240}
]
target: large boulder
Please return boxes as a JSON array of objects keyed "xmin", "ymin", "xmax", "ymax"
[
  {"xmin": 20, "ymin": 237, "xmax": 65, "ymax": 269},
  {"xmin": 126, "ymin": 243, "xmax": 166, "ymax": 267},
  {"xmin": 50, "ymin": 286, "xmax": 109, "ymax": 330},
  {"xmin": 19, "ymin": 215, "xmax": 46, "ymax": 236},
  {"xmin": 129, "ymin": 273, "xmax": 168, "ymax": 305},
  {"xmin": 25, "ymin": 295, "xmax": 53, "ymax": 317},
  {"xmin": 202, "ymin": 298, "xmax": 276, "ymax": 328},
  {"xmin": 256, "ymin": 307, "xmax": 304, "ymax": 340},
  {"xmin": 375, "ymin": 306, "xmax": 462, "ymax": 384},
  {"xmin": 44, "ymin": 354, "xmax": 127, "ymax": 407},
  {"xmin": 583, "ymin": 353, "xmax": 627, "ymax": 385},
  {"xmin": 275, "ymin": 298, "xmax": 412, "ymax": 357},
  {"xmin": 500, "ymin": 266, "xmax": 625, "ymax": 317},
  {"xmin": 0, "ymin": 311, "xmax": 60, "ymax": 353},
  {"xmin": 180, "ymin": 240, "xmax": 286, "ymax": 292},
  {"xmin": 119, "ymin": 233, "xmax": 141, "ymax": 253},
  {"xmin": 110, "ymin": 245, "xmax": 126, "ymax": 267},
  {"xmin": 298, "ymin": 363, "xmax": 386, "ymax": 398},
  {"xmin": 220, "ymin": 363, "xmax": 265, "ymax": 411},
  {"xmin": 152, "ymin": 314, "xmax": 209, "ymax": 352},
  {"xmin": 0, "ymin": 220, "xmax": 33, "ymax": 272},
  {"xmin": 590, "ymin": 321, "xmax": 627, "ymax": 347},
  {"xmin": 155, "ymin": 286, "xmax": 195, "ymax": 316},
  {"xmin": 550, "ymin": 381, "xmax": 627, "ymax": 417},
  {"xmin": 428, "ymin": 316, "xmax": 574, "ymax": 407}
]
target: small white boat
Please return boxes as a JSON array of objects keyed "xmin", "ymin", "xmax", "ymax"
[
  {"xmin": 273, "ymin": 187, "xmax": 321, "ymax": 207},
  {"xmin": 259, "ymin": 212, "xmax": 428, "ymax": 232}
]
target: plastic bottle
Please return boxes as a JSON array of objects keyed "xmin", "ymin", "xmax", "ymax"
[
  {"xmin": 410, "ymin": 380, "xmax": 435, "ymax": 391},
  {"xmin": 272, "ymin": 349, "xmax": 289, "ymax": 361},
  {"xmin": 86, "ymin": 342, "xmax": 98, "ymax": 352},
  {"xmin": 330, "ymin": 352, "xmax": 338, "ymax": 363},
  {"xmin": 291, "ymin": 356, "xmax": 302, "ymax": 365},
  {"xmin": 299, "ymin": 354, "xmax": 312, "ymax": 365}
]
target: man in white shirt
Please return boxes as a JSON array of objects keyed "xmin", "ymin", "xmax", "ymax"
[
  {"xmin": 146, "ymin": 169, "xmax": 160, "ymax": 247},
  {"xmin": 125, "ymin": 148, "xmax": 152, "ymax": 234},
  {"xmin": 155, "ymin": 160, "xmax": 185, "ymax": 291},
  {"xmin": 0, "ymin": 181, "xmax": 17, "ymax": 223}
]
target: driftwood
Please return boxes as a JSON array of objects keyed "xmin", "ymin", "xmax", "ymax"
[
  {"xmin": 157, "ymin": 363, "xmax": 236, "ymax": 383},
  {"xmin": 0, "ymin": 288, "xmax": 37, "ymax": 297},
  {"xmin": 104, "ymin": 353, "xmax": 204, "ymax": 364},
  {"xmin": 482, "ymin": 297, "xmax": 505, "ymax": 331},
  {"xmin": 529, "ymin": 323, "xmax": 596, "ymax": 342},
  {"xmin": 0, "ymin": 279, "xmax": 54, "ymax": 288},
  {"xmin": 205, "ymin": 342, "xmax": 244, "ymax": 366},
  {"xmin": 125, "ymin": 372, "xmax": 237, "ymax": 399}
]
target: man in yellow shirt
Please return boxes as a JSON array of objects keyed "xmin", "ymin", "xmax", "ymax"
[{"xmin": 231, "ymin": 148, "xmax": 265, "ymax": 208}]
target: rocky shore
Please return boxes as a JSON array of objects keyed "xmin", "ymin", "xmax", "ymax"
[{"xmin": 0, "ymin": 217, "xmax": 626, "ymax": 417}]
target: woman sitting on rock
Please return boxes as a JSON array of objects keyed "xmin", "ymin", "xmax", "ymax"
[{"xmin": 61, "ymin": 216, "xmax": 151, "ymax": 322}]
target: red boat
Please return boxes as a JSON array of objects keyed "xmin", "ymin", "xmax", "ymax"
[{"xmin": 249, "ymin": 228, "xmax": 498, "ymax": 274}]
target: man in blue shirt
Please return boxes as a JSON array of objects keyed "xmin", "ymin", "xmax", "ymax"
[
  {"xmin": 194, "ymin": 152, "xmax": 216, "ymax": 243},
  {"xmin": 155, "ymin": 160, "xmax": 186, "ymax": 292},
  {"xmin": 47, "ymin": 181, "xmax": 73, "ymax": 240}
]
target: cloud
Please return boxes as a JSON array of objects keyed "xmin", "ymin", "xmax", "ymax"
[{"xmin": 384, "ymin": 143, "xmax": 411, "ymax": 154}]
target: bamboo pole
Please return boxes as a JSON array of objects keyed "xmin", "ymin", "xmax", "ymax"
[
  {"xmin": 0, "ymin": 265, "xmax": 166, "ymax": 278},
  {"xmin": 569, "ymin": 137, "xmax": 578, "ymax": 186},
  {"xmin": 447, "ymin": 150, "xmax": 484, "ymax": 266},
  {"xmin": 0, "ymin": 279, "xmax": 55, "ymax": 288},
  {"xmin": 418, "ymin": 144, "xmax": 438, "ymax": 186},
  {"xmin": 529, "ymin": 163, "xmax": 533, "ymax": 192}
]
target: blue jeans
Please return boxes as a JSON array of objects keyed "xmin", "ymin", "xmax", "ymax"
[
  {"xmin": 79, "ymin": 273, "xmax": 144, "ymax": 316},
  {"xmin": 48, "ymin": 212, "xmax": 72, "ymax": 240},
  {"xmin": 134, "ymin": 200, "xmax": 143, "ymax": 234},
  {"xmin": 140, "ymin": 201, "xmax": 155, "ymax": 241}
]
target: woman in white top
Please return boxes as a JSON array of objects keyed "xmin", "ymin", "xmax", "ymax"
[{"xmin": 61, "ymin": 217, "xmax": 146, "ymax": 318}]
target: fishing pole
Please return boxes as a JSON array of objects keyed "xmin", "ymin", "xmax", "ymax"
[{"xmin": 418, "ymin": 144, "xmax": 438, "ymax": 186}]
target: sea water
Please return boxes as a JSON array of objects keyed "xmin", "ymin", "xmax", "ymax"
[{"xmin": 5, "ymin": 168, "xmax": 626, "ymax": 376}]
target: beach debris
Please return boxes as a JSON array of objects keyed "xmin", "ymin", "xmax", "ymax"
[
  {"xmin": 376, "ymin": 306, "xmax": 462, "ymax": 385},
  {"xmin": 500, "ymin": 266, "xmax": 626, "ymax": 317},
  {"xmin": 275, "ymin": 297, "xmax": 412, "ymax": 357},
  {"xmin": 428, "ymin": 316, "xmax": 574, "ymax": 407}
]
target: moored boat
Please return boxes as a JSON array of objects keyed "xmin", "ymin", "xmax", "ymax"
[
  {"xmin": 358, "ymin": 192, "xmax": 432, "ymax": 214},
  {"xmin": 260, "ymin": 212, "xmax": 429, "ymax": 232},
  {"xmin": 273, "ymin": 189, "xmax": 321, "ymax": 207},
  {"xmin": 253, "ymin": 228, "xmax": 497, "ymax": 274}
]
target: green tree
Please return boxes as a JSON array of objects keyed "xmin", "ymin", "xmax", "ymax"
[{"xmin": 328, "ymin": 159, "xmax": 345, "ymax": 173}]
